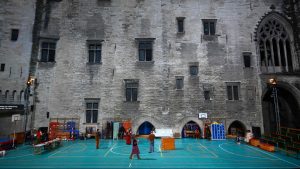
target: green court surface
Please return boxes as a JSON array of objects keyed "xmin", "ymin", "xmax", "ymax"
[{"xmin": 0, "ymin": 138, "xmax": 300, "ymax": 168}]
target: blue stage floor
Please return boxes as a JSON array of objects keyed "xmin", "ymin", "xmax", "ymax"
[{"xmin": 0, "ymin": 138, "xmax": 299, "ymax": 168}]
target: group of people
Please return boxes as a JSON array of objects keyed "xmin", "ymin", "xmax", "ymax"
[
  {"xmin": 236, "ymin": 130, "xmax": 253, "ymax": 144},
  {"xmin": 94, "ymin": 128, "xmax": 156, "ymax": 160}
]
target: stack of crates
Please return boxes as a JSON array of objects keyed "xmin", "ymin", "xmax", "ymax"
[
  {"xmin": 66, "ymin": 121, "xmax": 79, "ymax": 139},
  {"xmin": 161, "ymin": 137, "xmax": 175, "ymax": 150},
  {"xmin": 211, "ymin": 123, "xmax": 226, "ymax": 140},
  {"xmin": 49, "ymin": 122, "xmax": 59, "ymax": 140}
]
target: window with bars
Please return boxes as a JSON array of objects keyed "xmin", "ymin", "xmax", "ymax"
[
  {"xmin": 226, "ymin": 83, "xmax": 240, "ymax": 100},
  {"xmin": 202, "ymin": 19, "xmax": 216, "ymax": 35},
  {"xmin": 138, "ymin": 41, "xmax": 152, "ymax": 61},
  {"xmin": 125, "ymin": 80, "xmax": 138, "ymax": 102},
  {"xmin": 85, "ymin": 100, "xmax": 99, "ymax": 123},
  {"xmin": 41, "ymin": 42, "xmax": 56, "ymax": 62},
  {"xmin": 88, "ymin": 44, "xmax": 101, "ymax": 64}
]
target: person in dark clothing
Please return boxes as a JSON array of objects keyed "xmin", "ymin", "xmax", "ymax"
[{"xmin": 95, "ymin": 129, "xmax": 101, "ymax": 149}]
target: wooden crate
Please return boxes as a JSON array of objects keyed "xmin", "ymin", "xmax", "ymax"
[
  {"xmin": 56, "ymin": 132, "xmax": 70, "ymax": 140},
  {"xmin": 161, "ymin": 137, "xmax": 175, "ymax": 150}
]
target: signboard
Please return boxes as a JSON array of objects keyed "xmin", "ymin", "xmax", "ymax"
[
  {"xmin": 0, "ymin": 104, "xmax": 24, "ymax": 111},
  {"xmin": 198, "ymin": 113, "xmax": 208, "ymax": 119}
]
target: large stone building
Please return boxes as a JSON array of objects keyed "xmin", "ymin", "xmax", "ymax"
[{"xmin": 0, "ymin": 0, "xmax": 299, "ymax": 138}]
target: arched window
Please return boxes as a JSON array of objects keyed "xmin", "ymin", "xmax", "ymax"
[
  {"xmin": 12, "ymin": 90, "xmax": 17, "ymax": 103},
  {"xmin": 20, "ymin": 90, "xmax": 24, "ymax": 103},
  {"xmin": 257, "ymin": 16, "xmax": 295, "ymax": 73},
  {"xmin": 5, "ymin": 90, "xmax": 9, "ymax": 102}
]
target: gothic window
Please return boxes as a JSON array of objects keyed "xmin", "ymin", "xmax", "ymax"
[{"xmin": 257, "ymin": 18, "xmax": 294, "ymax": 72}]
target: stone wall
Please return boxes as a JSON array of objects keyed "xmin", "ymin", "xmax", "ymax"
[
  {"xmin": 0, "ymin": 0, "xmax": 35, "ymax": 135},
  {"xmin": 31, "ymin": 0, "xmax": 286, "ymax": 135}
]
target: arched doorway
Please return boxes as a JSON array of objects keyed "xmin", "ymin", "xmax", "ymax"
[
  {"xmin": 228, "ymin": 120, "xmax": 246, "ymax": 137},
  {"xmin": 137, "ymin": 121, "xmax": 155, "ymax": 135},
  {"xmin": 262, "ymin": 86, "xmax": 300, "ymax": 134},
  {"xmin": 182, "ymin": 121, "xmax": 201, "ymax": 138}
]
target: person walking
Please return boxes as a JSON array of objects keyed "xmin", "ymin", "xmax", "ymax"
[
  {"xmin": 95, "ymin": 129, "xmax": 101, "ymax": 149},
  {"xmin": 148, "ymin": 131, "xmax": 155, "ymax": 153},
  {"xmin": 129, "ymin": 137, "xmax": 141, "ymax": 160}
]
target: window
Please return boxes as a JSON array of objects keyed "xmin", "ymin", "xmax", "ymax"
[
  {"xmin": 176, "ymin": 77, "xmax": 184, "ymax": 90},
  {"xmin": 125, "ymin": 80, "xmax": 138, "ymax": 102},
  {"xmin": 41, "ymin": 42, "xmax": 56, "ymax": 62},
  {"xmin": 177, "ymin": 17, "xmax": 185, "ymax": 33},
  {"xmin": 226, "ymin": 83, "xmax": 240, "ymax": 100},
  {"xmin": 139, "ymin": 41, "xmax": 152, "ymax": 61},
  {"xmin": 88, "ymin": 44, "xmax": 101, "ymax": 64},
  {"xmin": 243, "ymin": 52, "xmax": 251, "ymax": 67},
  {"xmin": 11, "ymin": 29, "xmax": 19, "ymax": 41},
  {"xmin": 204, "ymin": 91, "xmax": 211, "ymax": 100},
  {"xmin": 190, "ymin": 66, "xmax": 198, "ymax": 76},
  {"xmin": 202, "ymin": 19, "xmax": 216, "ymax": 35},
  {"xmin": 257, "ymin": 18, "xmax": 293, "ymax": 72},
  {"xmin": 0, "ymin": 64, "xmax": 5, "ymax": 71},
  {"xmin": 85, "ymin": 99, "xmax": 99, "ymax": 123}
]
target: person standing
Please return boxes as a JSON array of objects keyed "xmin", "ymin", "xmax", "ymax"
[
  {"xmin": 36, "ymin": 129, "xmax": 42, "ymax": 144},
  {"xmin": 129, "ymin": 137, "xmax": 141, "ymax": 160},
  {"xmin": 95, "ymin": 129, "xmax": 101, "ymax": 149},
  {"xmin": 148, "ymin": 131, "xmax": 155, "ymax": 153}
]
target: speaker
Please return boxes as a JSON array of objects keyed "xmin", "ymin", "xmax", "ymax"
[
  {"xmin": 47, "ymin": 112, "xmax": 49, "ymax": 119},
  {"xmin": 30, "ymin": 105, "xmax": 34, "ymax": 111}
]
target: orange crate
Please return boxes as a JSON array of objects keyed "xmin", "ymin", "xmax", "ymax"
[
  {"xmin": 250, "ymin": 139, "xmax": 260, "ymax": 147},
  {"xmin": 161, "ymin": 137, "xmax": 175, "ymax": 150},
  {"xmin": 260, "ymin": 143, "xmax": 275, "ymax": 152}
]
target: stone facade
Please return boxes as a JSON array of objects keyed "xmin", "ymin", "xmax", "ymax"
[
  {"xmin": 1, "ymin": 0, "xmax": 299, "ymax": 137},
  {"xmin": 0, "ymin": 0, "xmax": 35, "ymax": 135}
]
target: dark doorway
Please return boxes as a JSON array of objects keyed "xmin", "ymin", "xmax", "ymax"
[
  {"xmin": 182, "ymin": 121, "xmax": 201, "ymax": 138},
  {"xmin": 138, "ymin": 121, "xmax": 154, "ymax": 135},
  {"xmin": 228, "ymin": 120, "xmax": 246, "ymax": 137},
  {"xmin": 262, "ymin": 86, "xmax": 300, "ymax": 134}
]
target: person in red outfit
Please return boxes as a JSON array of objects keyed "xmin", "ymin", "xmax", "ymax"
[
  {"xmin": 129, "ymin": 136, "xmax": 141, "ymax": 160},
  {"xmin": 36, "ymin": 130, "xmax": 42, "ymax": 144}
]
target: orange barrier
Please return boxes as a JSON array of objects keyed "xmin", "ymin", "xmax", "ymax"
[
  {"xmin": 260, "ymin": 143, "xmax": 275, "ymax": 152},
  {"xmin": 161, "ymin": 137, "xmax": 175, "ymax": 150},
  {"xmin": 249, "ymin": 139, "xmax": 260, "ymax": 147}
]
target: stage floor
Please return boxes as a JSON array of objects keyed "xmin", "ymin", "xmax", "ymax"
[{"xmin": 0, "ymin": 138, "xmax": 299, "ymax": 168}]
